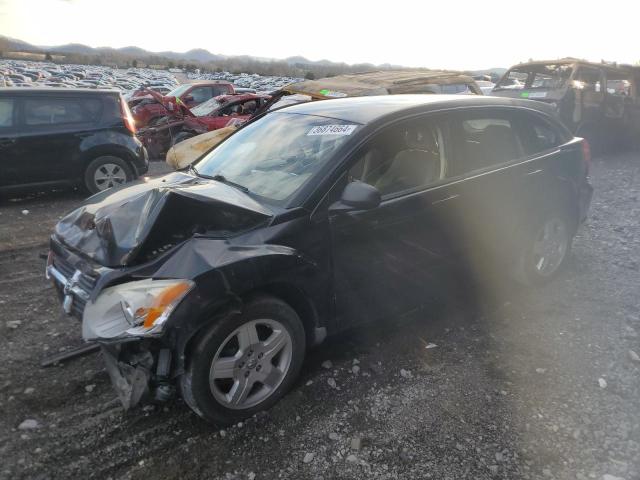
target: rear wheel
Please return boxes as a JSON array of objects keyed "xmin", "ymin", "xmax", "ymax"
[
  {"xmin": 180, "ymin": 295, "xmax": 306, "ymax": 425},
  {"xmin": 514, "ymin": 212, "xmax": 573, "ymax": 286},
  {"xmin": 84, "ymin": 155, "xmax": 134, "ymax": 194}
]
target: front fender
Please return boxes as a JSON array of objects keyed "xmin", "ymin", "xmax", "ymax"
[{"xmin": 155, "ymin": 237, "xmax": 327, "ymax": 373}]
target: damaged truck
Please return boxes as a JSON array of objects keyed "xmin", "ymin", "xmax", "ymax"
[
  {"xmin": 47, "ymin": 95, "xmax": 592, "ymax": 424},
  {"xmin": 492, "ymin": 58, "xmax": 640, "ymax": 151}
]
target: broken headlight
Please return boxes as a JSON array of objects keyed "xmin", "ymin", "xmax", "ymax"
[{"xmin": 82, "ymin": 279, "xmax": 194, "ymax": 340}]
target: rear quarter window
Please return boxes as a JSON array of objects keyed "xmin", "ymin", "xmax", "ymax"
[
  {"xmin": 516, "ymin": 112, "xmax": 564, "ymax": 155},
  {"xmin": 24, "ymin": 97, "xmax": 103, "ymax": 126}
]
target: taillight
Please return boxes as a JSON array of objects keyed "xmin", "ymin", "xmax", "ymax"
[
  {"xmin": 119, "ymin": 96, "xmax": 136, "ymax": 134},
  {"xmin": 581, "ymin": 138, "xmax": 591, "ymax": 175}
]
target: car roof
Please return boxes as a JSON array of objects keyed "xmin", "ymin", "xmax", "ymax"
[
  {"xmin": 277, "ymin": 94, "xmax": 557, "ymax": 124},
  {"xmin": 0, "ymin": 87, "xmax": 120, "ymax": 96},
  {"xmin": 509, "ymin": 58, "xmax": 631, "ymax": 73}
]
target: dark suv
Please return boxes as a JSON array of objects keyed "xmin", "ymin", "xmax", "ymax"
[
  {"xmin": 0, "ymin": 88, "xmax": 148, "ymax": 194},
  {"xmin": 47, "ymin": 95, "xmax": 592, "ymax": 424}
]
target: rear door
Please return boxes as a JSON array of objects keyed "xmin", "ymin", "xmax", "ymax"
[
  {"xmin": 443, "ymin": 109, "xmax": 529, "ymax": 271},
  {"xmin": 12, "ymin": 95, "xmax": 102, "ymax": 184},
  {"xmin": 0, "ymin": 96, "xmax": 20, "ymax": 187}
]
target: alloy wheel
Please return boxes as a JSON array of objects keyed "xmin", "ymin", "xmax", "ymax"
[
  {"xmin": 93, "ymin": 163, "xmax": 127, "ymax": 190},
  {"xmin": 209, "ymin": 319, "xmax": 293, "ymax": 410}
]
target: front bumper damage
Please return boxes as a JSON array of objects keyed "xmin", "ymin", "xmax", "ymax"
[{"xmin": 101, "ymin": 342, "xmax": 154, "ymax": 410}]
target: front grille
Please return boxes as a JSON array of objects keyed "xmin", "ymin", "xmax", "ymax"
[{"xmin": 51, "ymin": 254, "xmax": 98, "ymax": 320}]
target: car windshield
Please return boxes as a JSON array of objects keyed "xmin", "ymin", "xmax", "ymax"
[
  {"xmin": 166, "ymin": 84, "xmax": 191, "ymax": 98},
  {"xmin": 495, "ymin": 64, "xmax": 573, "ymax": 90},
  {"xmin": 191, "ymin": 97, "xmax": 222, "ymax": 116},
  {"xmin": 195, "ymin": 112, "xmax": 360, "ymax": 204}
]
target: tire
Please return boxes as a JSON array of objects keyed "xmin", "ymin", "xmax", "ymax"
[
  {"xmin": 513, "ymin": 210, "xmax": 574, "ymax": 286},
  {"xmin": 180, "ymin": 295, "xmax": 306, "ymax": 425},
  {"xmin": 84, "ymin": 155, "xmax": 134, "ymax": 194}
]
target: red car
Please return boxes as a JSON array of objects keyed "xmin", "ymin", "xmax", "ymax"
[
  {"xmin": 129, "ymin": 81, "xmax": 235, "ymax": 128},
  {"xmin": 174, "ymin": 93, "xmax": 271, "ymax": 143}
]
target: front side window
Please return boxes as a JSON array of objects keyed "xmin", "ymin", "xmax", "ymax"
[
  {"xmin": 196, "ymin": 112, "xmax": 359, "ymax": 204},
  {"xmin": 24, "ymin": 97, "xmax": 102, "ymax": 126},
  {"xmin": 0, "ymin": 98, "xmax": 15, "ymax": 127},
  {"xmin": 349, "ymin": 119, "xmax": 444, "ymax": 197},
  {"xmin": 448, "ymin": 113, "xmax": 523, "ymax": 176}
]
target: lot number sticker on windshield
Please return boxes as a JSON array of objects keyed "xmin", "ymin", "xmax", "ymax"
[{"xmin": 307, "ymin": 125, "xmax": 357, "ymax": 136}]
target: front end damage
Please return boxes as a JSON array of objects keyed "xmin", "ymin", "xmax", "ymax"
[
  {"xmin": 47, "ymin": 173, "xmax": 281, "ymax": 410},
  {"xmin": 101, "ymin": 342, "xmax": 155, "ymax": 410}
]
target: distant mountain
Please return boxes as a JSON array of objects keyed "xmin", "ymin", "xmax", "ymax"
[
  {"xmin": 0, "ymin": 35, "xmax": 502, "ymax": 75},
  {"xmin": 48, "ymin": 43, "xmax": 97, "ymax": 55},
  {"xmin": 0, "ymin": 36, "xmax": 39, "ymax": 52}
]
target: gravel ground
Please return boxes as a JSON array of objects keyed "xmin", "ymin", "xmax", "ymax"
[{"xmin": 0, "ymin": 154, "xmax": 639, "ymax": 480}]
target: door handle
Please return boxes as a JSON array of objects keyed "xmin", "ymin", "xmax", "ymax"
[
  {"xmin": 0, "ymin": 139, "xmax": 16, "ymax": 148},
  {"xmin": 432, "ymin": 194, "xmax": 460, "ymax": 205}
]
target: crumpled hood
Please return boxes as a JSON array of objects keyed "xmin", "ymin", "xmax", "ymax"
[{"xmin": 55, "ymin": 172, "xmax": 273, "ymax": 267}]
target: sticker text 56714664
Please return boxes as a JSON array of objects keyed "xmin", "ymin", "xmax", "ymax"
[{"xmin": 307, "ymin": 125, "xmax": 357, "ymax": 136}]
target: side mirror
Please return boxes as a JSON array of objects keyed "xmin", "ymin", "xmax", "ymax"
[
  {"xmin": 183, "ymin": 95, "xmax": 194, "ymax": 103},
  {"xmin": 331, "ymin": 181, "xmax": 381, "ymax": 212}
]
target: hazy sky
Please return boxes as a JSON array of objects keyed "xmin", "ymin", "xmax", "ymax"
[{"xmin": 0, "ymin": 0, "xmax": 637, "ymax": 70}]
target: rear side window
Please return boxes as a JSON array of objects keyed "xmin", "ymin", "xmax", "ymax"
[
  {"xmin": 188, "ymin": 87, "xmax": 212, "ymax": 103},
  {"xmin": 448, "ymin": 113, "xmax": 523, "ymax": 177},
  {"xmin": 0, "ymin": 98, "xmax": 15, "ymax": 127},
  {"xmin": 517, "ymin": 113, "xmax": 563, "ymax": 155},
  {"xmin": 574, "ymin": 67, "xmax": 602, "ymax": 93},
  {"xmin": 212, "ymin": 85, "xmax": 231, "ymax": 96},
  {"xmin": 24, "ymin": 97, "xmax": 102, "ymax": 126}
]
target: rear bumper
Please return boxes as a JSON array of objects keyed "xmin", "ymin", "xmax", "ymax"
[{"xmin": 132, "ymin": 140, "xmax": 149, "ymax": 176}]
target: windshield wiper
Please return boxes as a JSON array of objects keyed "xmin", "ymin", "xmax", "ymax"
[
  {"xmin": 187, "ymin": 163, "xmax": 199, "ymax": 176},
  {"xmin": 194, "ymin": 171, "xmax": 249, "ymax": 193},
  {"xmin": 211, "ymin": 174, "xmax": 249, "ymax": 193}
]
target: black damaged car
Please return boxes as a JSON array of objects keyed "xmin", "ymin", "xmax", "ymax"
[{"xmin": 47, "ymin": 95, "xmax": 593, "ymax": 424}]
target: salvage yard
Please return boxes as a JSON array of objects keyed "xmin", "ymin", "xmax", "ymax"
[{"xmin": 1, "ymin": 152, "xmax": 639, "ymax": 480}]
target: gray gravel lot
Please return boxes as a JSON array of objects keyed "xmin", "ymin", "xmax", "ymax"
[{"xmin": 0, "ymin": 154, "xmax": 639, "ymax": 480}]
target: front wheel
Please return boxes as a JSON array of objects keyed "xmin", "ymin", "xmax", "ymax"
[
  {"xmin": 180, "ymin": 295, "xmax": 306, "ymax": 425},
  {"xmin": 514, "ymin": 213, "xmax": 573, "ymax": 286}
]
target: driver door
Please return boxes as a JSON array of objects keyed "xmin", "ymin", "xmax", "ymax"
[{"xmin": 329, "ymin": 116, "xmax": 463, "ymax": 328}]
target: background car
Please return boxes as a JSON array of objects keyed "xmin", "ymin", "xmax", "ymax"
[
  {"xmin": 129, "ymin": 81, "xmax": 236, "ymax": 128},
  {"xmin": 0, "ymin": 87, "xmax": 148, "ymax": 194}
]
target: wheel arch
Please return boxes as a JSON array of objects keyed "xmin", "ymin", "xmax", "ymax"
[
  {"xmin": 175, "ymin": 282, "xmax": 324, "ymax": 376},
  {"xmin": 80, "ymin": 144, "xmax": 139, "ymax": 175}
]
